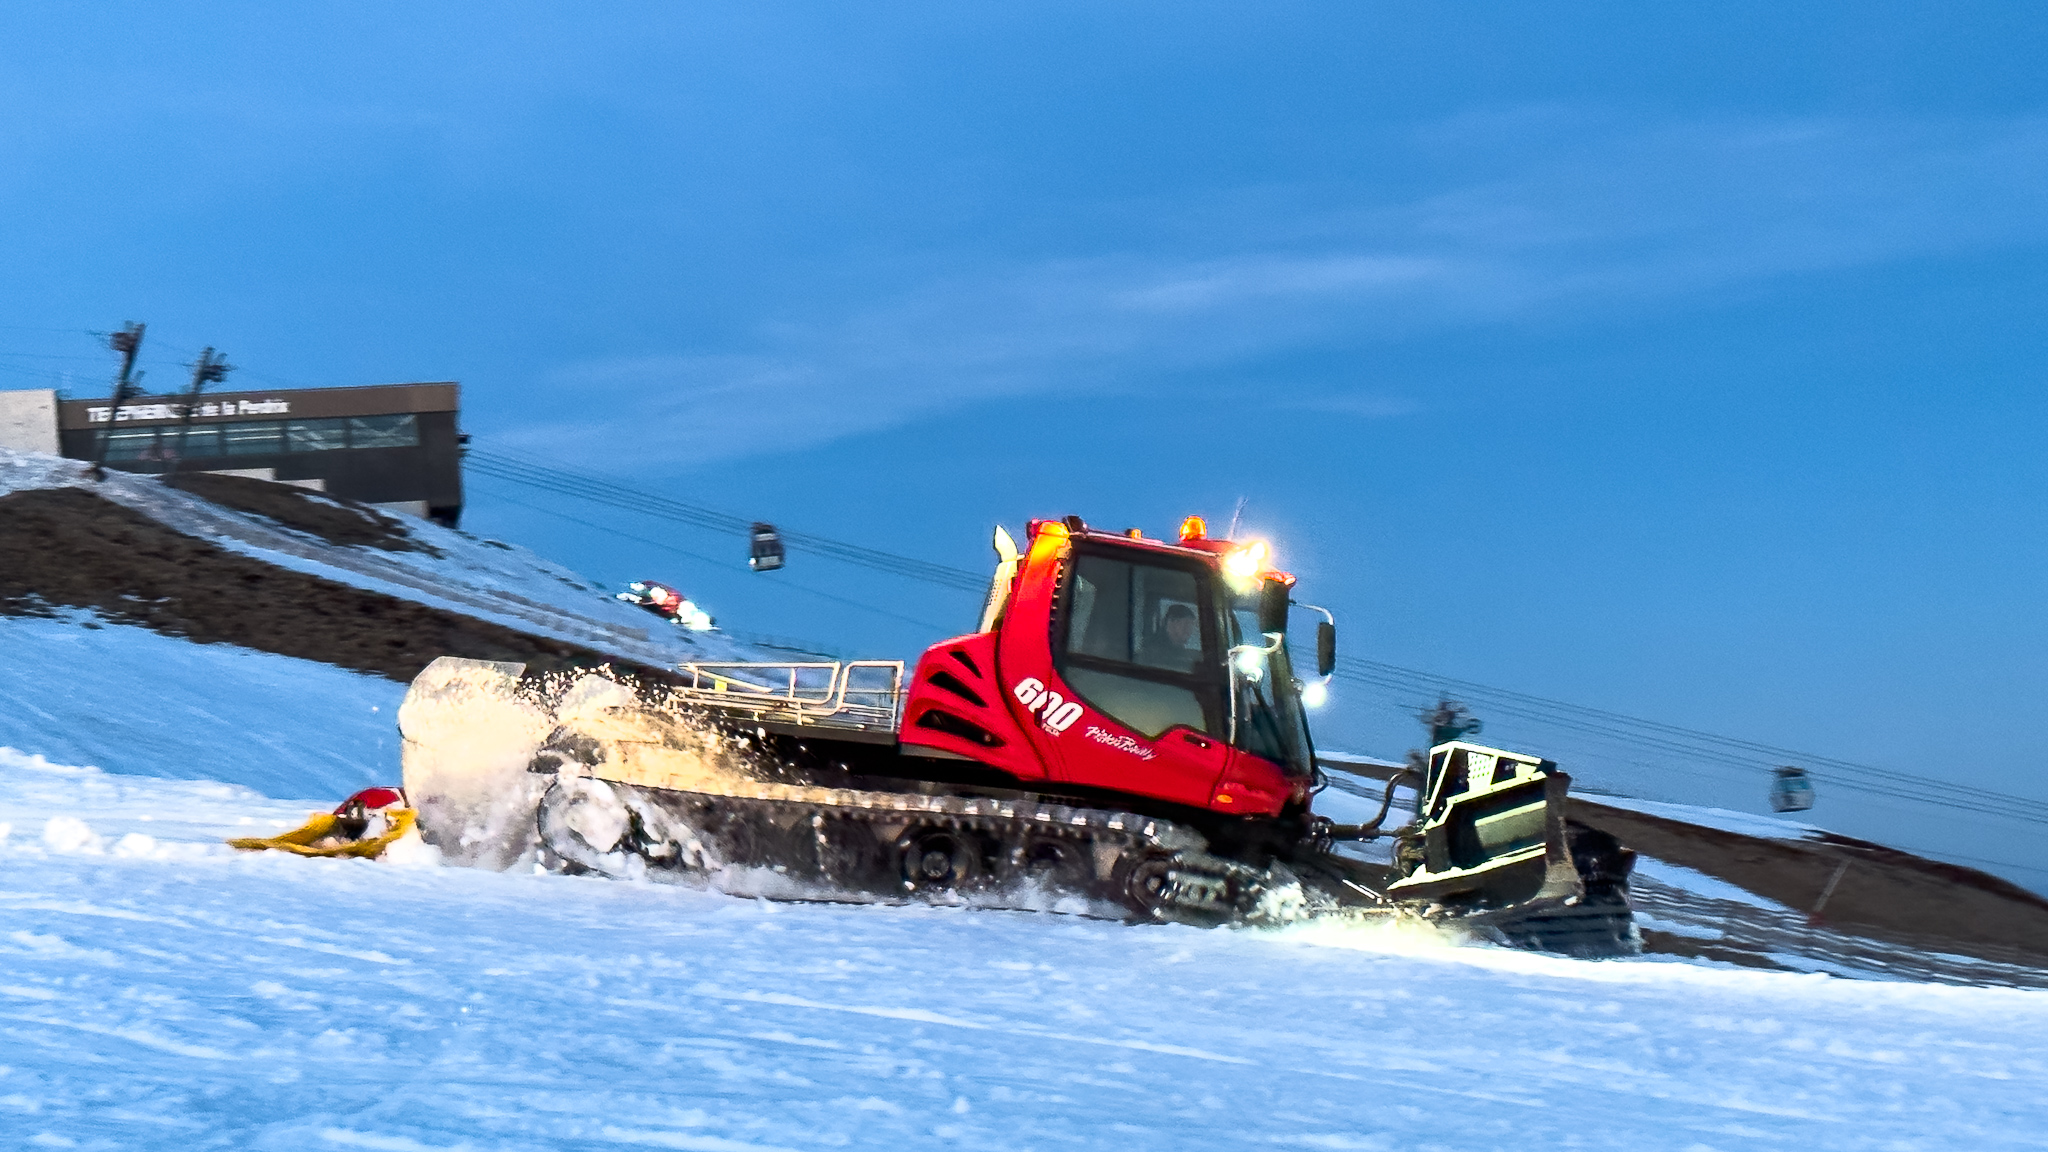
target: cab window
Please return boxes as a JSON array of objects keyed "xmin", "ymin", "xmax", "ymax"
[{"xmin": 1056, "ymin": 551, "xmax": 1222, "ymax": 739}]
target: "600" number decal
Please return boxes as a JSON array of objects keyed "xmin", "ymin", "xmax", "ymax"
[{"xmin": 1012, "ymin": 678, "xmax": 1083, "ymax": 735}]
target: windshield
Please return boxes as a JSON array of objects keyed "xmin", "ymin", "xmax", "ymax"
[
  {"xmin": 1055, "ymin": 549, "xmax": 1227, "ymax": 739},
  {"xmin": 1052, "ymin": 546, "xmax": 1314, "ymax": 776},
  {"xmin": 1225, "ymin": 577, "xmax": 1315, "ymax": 779}
]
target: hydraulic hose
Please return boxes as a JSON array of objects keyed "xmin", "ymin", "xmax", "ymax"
[{"xmin": 1322, "ymin": 770, "xmax": 1418, "ymax": 842}]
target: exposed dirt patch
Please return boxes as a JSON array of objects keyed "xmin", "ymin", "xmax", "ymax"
[
  {"xmin": 1573, "ymin": 798, "xmax": 2048, "ymax": 966},
  {"xmin": 0, "ymin": 486, "xmax": 672, "ymax": 686},
  {"xmin": 163, "ymin": 470, "xmax": 434, "ymax": 554}
]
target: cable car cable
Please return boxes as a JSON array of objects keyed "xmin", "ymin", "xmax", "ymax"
[
  {"xmin": 1336, "ymin": 653, "xmax": 2047, "ymax": 806},
  {"xmin": 1334, "ymin": 661, "xmax": 2046, "ymax": 820},
  {"xmin": 466, "ymin": 450, "xmax": 987, "ymax": 592},
  {"xmin": 1330, "ymin": 660, "xmax": 2048, "ymax": 826},
  {"xmin": 467, "ymin": 450, "xmax": 984, "ymax": 587},
  {"xmin": 1337, "ymin": 656, "xmax": 2048, "ymax": 816},
  {"xmin": 468, "ymin": 481, "xmax": 962, "ymax": 634}
]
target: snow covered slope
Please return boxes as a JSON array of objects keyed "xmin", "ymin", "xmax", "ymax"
[
  {"xmin": 5, "ymin": 746, "xmax": 2048, "ymax": 1151},
  {"xmin": 0, "ymin": 448, "xmax": 759, "ymax": 670}
]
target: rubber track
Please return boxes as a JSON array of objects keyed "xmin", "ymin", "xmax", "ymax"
[
  {"xmin": 546, "ymin": 773, "xmax": 1638, "ymax": 953},
  {"xmin": 548, "ymin": 772, "xmax": 1274, "ymax": 922}
]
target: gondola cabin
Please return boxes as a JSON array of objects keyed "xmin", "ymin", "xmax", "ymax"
[
  {"xmin": 749, "ymin": 522, "xmax": 786, "ymax": 571},
  {"xmin": 1769, "ymin": 766, "xmax": 1815, "ymax": 813}
]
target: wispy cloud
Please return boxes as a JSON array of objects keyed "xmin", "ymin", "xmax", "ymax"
[
  {"xmin": 495, "ymin": 112, "xmax": 2048, "ymax": 470},
  {"xmin": 1285, "ymin": 394, "xmax": 1421, "ymax": 420},
  {"xmin": 1109, "ymin": 255, "xmax": 1453, "ymax": 314}
]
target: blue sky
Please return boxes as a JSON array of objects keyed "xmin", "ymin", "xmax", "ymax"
[{"xmin": 4, "ymin": 3, "xmax": 2047, "ymax": 878}]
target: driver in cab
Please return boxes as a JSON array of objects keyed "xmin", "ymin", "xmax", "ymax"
[{"xmin": 1139, "ymin": 603, "xmax": 1199, "ymax": 672}]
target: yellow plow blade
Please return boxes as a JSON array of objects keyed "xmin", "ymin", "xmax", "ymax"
[{"xmin": 227, "ymin": 808, "xmax": 417, "ymax": 859}]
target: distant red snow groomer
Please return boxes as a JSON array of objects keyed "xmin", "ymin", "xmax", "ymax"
[
  {"xmin": 403, "ymin": 515, "xmax": 1635, "ymax": 954},
  {"xmin": 616, "ymin": 580, "xmax": 714, "ymax": 631}
]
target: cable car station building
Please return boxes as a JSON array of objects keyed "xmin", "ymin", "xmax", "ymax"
[{"xmin": 0, "ymin": 382, "xmax": 465, "ymax": 526}]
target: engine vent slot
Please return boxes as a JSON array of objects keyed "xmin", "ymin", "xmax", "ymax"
[
  {"xmin": 949, "ymin": 649, "xmax": 982, "ymax": 678},
  {"xmin": 914, "ymin": 708, "xmax": 1003, "ymax": 747},
  {"xmin": 927, "ymin": 669, "xmax": 986, "ymax": 708}
]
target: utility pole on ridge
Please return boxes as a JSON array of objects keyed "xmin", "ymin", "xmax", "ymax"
[
  {"xmin": 89, "ymin": 321, "xmax": 146, "ymax": 481},
  {"xmin": 166, "ymin": 347, "xmax": 232, "ymax": 478}
]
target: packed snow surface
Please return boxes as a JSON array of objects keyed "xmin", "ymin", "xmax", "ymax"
[{"xmin": 5, "ymin": 747, "xmax": 2048, "ymax": 1150}]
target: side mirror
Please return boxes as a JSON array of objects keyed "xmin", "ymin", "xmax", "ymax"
[{"xmin": 1316, "ymin": 621, "xmax": 1336, "ymax": 678}]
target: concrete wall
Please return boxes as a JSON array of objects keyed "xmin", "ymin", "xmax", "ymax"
[{"xmin": 0, "ymin": 389, "xmax": 59, "ymax": 454}]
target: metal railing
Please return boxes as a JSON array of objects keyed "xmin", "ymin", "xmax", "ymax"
[
  {"xmin": 671, "ymin": 661, "xmax": 907, "ymax": 733},
  {"xmin": 1630, "ymin": 876, "xmax": 2048, "ymax": 989}
]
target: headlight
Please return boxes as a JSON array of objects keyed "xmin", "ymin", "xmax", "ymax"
[{"xmin": 1222, "ymin": 540, "xmax": 1269, "ymax": 581}]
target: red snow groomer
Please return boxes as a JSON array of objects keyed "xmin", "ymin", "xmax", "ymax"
[
  {"xmin": 616, "ymin": 580, "xmax": 714, "ymax": 631},
  {"xmin": 403, "ymin": 515, "xmax": 1635, "ymax": 954}
]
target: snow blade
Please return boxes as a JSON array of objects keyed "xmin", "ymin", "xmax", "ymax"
[
  {"xmin": 1390, "ymin": 741, "xmax": 1636, "ymax": 954},
  {"xmin": 1390, "ymin": 745, "xmax": 1578, "ymax": 908}
]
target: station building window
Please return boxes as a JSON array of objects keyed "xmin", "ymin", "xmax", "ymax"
[
  {"xmin": 99, "ymin": 427, "xmax": 163, "ymax": 461},
  {"xmin": 287, "ymin": 418, "xmax": 348, "ymax": 451},
  {"xmin": 223, "ymin": 421, "xmax": 287, "ymax": 455},
  {"xmin": 95, "ymin": 414, "xmax": 422, "ymax": 459},
  {"xmin": 174, "ymin": 427, "xmax": 221, "ymax": 456},
  {"xmin": 348, "ymin": 414, "xmax": 418, "ymax": 448}
]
